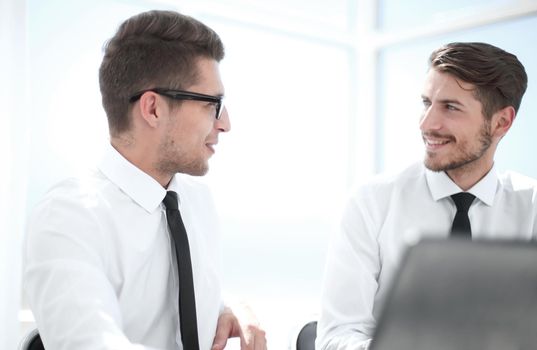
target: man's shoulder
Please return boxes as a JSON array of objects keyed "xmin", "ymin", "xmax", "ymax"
[
  {"xmin": 36, "ymin": 169, "xmax": 115, "ymax": 209},
  {"xmin": 27, "ymin": 170, "xmax": 116, "ymax": 239},
  {"xmin": 352, "ymin": 162, "xmax": 425, "ymax": 196},
  {"xmin": 499, "ymin": 170, "xmax": 537, "ymax": 193}
]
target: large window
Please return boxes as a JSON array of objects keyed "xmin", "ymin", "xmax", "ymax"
[{"xmin": 201, "ymin": 8, "xmax": 353, "ymax": 347}]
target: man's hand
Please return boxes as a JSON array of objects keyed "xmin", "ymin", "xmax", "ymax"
[{"xmin": 211, "ymin": 304, "xmax": 267, "ymax": 350}]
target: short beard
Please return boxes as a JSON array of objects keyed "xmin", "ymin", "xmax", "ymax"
[
  {"xmin": 424, "ymin": 120, "xmax": 492, "ymax": 172},
  {"xmin": 157, "ymin": 158, "xmax": 209, "ymax": 177},
  {"xmin": 156, "ymin": 135, "xmax": 209, "ymax": 177}
]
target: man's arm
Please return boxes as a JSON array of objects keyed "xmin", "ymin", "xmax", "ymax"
[
  {"xmin": 316, "ymin": 189, "xmax": 381, "ymax": 350},
  {"xmin": 23, "ymin": 194, "xmax": 160, "ymax": 350}
]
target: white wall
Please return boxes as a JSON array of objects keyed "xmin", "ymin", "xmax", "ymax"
[{"xmin": 0, "ymin": 1, "xmax": 27, "ymax": 348}]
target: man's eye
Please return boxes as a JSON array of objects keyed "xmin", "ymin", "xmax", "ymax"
[{"xmin": 446, "ymin": 104, "xmax": 458, "ymax": 111}]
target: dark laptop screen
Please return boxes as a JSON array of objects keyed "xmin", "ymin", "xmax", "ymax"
[{"xmin": 370, "ymin": 239, "xmax": 537, "ymax": 350}]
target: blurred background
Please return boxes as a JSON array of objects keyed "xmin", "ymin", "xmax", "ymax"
[{"xmin": 2, "ymin": 0, "xmax": 537, "ymax": 348}]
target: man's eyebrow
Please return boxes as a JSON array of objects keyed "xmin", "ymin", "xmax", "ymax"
[
  {"xmin": 420, "ymin": 95, "xmax": 465, "ymax": 106},
  {"xmin": 438, "ymin": 98, "xmax": 465, "ymax": 106}
]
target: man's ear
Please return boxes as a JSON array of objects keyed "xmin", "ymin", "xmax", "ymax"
[
  {"xmin": 138, "ymin": 91, "xmax": 162, "ymax": 128},
  {"xmin": 491, "ymin": 106, "xmax": 516, "ymax": 139}
]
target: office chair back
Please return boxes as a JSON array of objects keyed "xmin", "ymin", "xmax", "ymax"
[
  {"xmin": 18, "ymin": 328, "xmax": 44, "ymax": 350},
  {"xmin": 295, "ymin": 320, "xmax": 317, "ymax": 350}
]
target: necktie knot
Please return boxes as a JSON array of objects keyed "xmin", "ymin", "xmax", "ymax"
[
  {"xmin": 451, "ymin": 192, "xmax": 475, "ymax": 213},
  {"xmin": 163, "ymin": 191, "xmax": 179, "ymax": 210}
]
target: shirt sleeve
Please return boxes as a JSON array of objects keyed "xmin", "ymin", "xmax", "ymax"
[
  {"xmin": 23, "ymin": 192, "xmax": 162, "ymax": 350},
  {"xmin": 316, "ymin": 187, "xmax": 381, "ymax": 350}
]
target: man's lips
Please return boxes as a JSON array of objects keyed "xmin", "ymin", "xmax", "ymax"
[
  {"xmin": 206, "ymin": 142, "xmax": 217, "ymax": 153},
  {"xmin": 423, "ymin": 134, "xmax": 453, "ymax": 150}
]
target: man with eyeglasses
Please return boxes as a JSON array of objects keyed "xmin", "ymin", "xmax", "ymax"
[{"xmin": 24, "ymin": 10, "xmax": 266, "ymax": 350}]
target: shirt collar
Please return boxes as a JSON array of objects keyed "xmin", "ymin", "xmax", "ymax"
[
  {"xmin": 425, "ymin": 163, "xmax": 498, "ymax": 206},
  {"xmin": 98, "ymin": 144, "xmax": 167, "ymax": 213}
]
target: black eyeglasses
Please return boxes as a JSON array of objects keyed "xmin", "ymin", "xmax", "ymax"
[{"xmin": 129, "ymin": 88, "xmax": 225, "ymax": 120}]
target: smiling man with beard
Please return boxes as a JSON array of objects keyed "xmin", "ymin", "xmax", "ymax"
[{"xmin": 316, "ymin": 42, "xmax": 537, "ymax": 350}]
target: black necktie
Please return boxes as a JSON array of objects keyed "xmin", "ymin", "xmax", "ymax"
[
  {"xmin": 450, "ymin": 192, "xmax": 476, "ymax": 238},
  {"xmin": 163, "ymin": 191, "xmax": 200, "ymax": 350}
]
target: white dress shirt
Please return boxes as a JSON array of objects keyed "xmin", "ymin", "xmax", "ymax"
[
  {"xmin": 24, "ymin": 144, "xmax": 223, "ymax": 350},
  {"xmin": 316, "ymin": 162, "xmax": 537, "ymax": 350}
]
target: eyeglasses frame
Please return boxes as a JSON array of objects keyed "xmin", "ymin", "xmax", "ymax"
[{"xmin": 129, "ymin": 88, "xmax": 224, "ymax": 120}]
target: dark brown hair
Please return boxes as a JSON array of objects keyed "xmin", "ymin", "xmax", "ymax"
[
  {"xmin": 429, "ymin": 42, "xmax": 527, "ymax": 119},
  {"xmin": 99, "ymin": 10, "xmax": 225, "ymax": 136}
]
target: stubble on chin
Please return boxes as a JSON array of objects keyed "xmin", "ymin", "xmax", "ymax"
[
  {"xmin": 157, "ymin": 157, "xmax": 209, "ymax": 177},
  {"xmin": 156, "ymin": 138, "xmax": 210, "ymax": 177},
  {"xmin": 423, "ymin": 153, "xmax": 443, "ymax": 172},
  {"xmin": 423, "ymin": 149, "xmax": 481, "ymax": 173},
  {"xmin": 186, "ymin": 162, "xmax": 209, "ymax": 176},
  {"xmin": 423, "ymin": 126, "xmax": 492, "ymax": 173}
]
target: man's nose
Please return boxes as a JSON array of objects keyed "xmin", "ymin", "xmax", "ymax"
[
  {"xmin": 420, "ymin": 105, "xmax": 441, "ymax": 132},
  {"xmin": 216, "ymin": 106, "xmax": 230, "ymax": 132}
]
